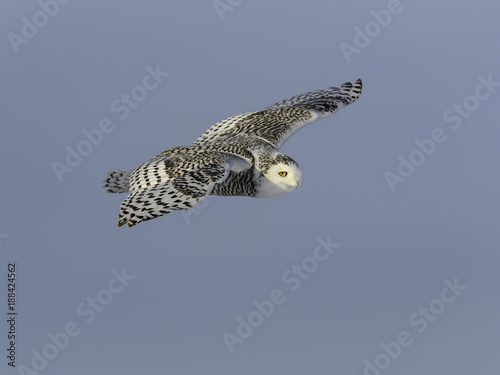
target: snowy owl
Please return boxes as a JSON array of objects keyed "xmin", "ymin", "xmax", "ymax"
[{"xmin": 104, "ymin": 79, "xmax": 362, "ymax": 227}]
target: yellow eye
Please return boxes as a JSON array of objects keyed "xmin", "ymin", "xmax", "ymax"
[{"xmin": 279, "ymin": 171, "xmax": 287, "ymax": 177}]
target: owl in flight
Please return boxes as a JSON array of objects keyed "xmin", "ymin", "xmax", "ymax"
[{"xmin": 104, "ymin": 79, "xmax": 362, "ymax": 227}]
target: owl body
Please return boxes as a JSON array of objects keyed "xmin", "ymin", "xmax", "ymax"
[{"xmin": 104, "ymin": 79, "xmax": 362, "ymax": 227}]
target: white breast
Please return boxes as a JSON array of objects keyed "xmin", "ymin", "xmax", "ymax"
[{"xmin": 228, "ymin": 156, "xmax": 252, "ymax": 173}]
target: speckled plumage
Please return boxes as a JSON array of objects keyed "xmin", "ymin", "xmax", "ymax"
[{"xmin": 104, "ymin": 79, "xmax": 362, "ymax": 227}]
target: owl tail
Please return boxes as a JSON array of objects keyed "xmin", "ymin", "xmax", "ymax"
[{"xmin": 103, "ymin": 169, "xmax": 132, "ymax": 193}]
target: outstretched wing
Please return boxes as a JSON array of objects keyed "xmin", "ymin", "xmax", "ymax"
[
  {"xmin": 116, "ymin": 150, "xmax": 251, "ymax": 227},
  {"xmin": 193, "ymin": 79, "xmax": 362, "ymax": 149}
]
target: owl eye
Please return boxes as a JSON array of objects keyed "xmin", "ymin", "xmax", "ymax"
[{"xmin": 279, "ymin": 171, "xmax": 287, "ymax": 177}]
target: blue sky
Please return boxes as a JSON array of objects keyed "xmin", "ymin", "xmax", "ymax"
[{"xmin": 1, "ymin": 1, "xmax": 499, "ymax": 374}]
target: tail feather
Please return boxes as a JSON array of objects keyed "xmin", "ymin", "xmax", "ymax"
[
  {"xmin": 338, "ymin": 78, "xmax": 362, "ymax": 102},
  {"xmin": 103, "ymin": 169, "xmax": 132, "ymax": 193}
]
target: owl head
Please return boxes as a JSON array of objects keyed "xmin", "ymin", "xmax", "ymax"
[{"xmin": 256, "ymin": 154, "xmax": 302, "ymax": 198}]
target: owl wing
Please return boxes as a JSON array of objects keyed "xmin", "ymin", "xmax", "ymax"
[
  {"xmin": 115, "ymin": 150, "xmax": 252, "ymax": 227},
  {"xmin": 193, "ymin": 79, "xmax": 362, "ymax": 149}
]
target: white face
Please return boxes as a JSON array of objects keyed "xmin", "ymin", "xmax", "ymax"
[{"xmin": 256, "ymin": 162, "xmax": 303, "ymax": 198}]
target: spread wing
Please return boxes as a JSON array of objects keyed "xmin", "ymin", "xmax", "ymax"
[
  {"xmin": 193, "ymin": 79, "xmax": 362, "ymax": 149},
  {"xmin": 114, "ymin": 149, "xmax": 252, "ymax": 227}
]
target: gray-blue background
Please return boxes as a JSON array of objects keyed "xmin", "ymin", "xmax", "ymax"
[{"xmin": 1, "ymin": 1, "xmax": 499, "ymax": 374}]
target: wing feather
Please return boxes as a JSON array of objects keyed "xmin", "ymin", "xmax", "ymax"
[
  {"xmin": 193, "ymin": 79, "xmax": 362, "ymax": 149},
  {"xmin": 117, "ymin": 151, "xmax": 249, "ymax": 227}
]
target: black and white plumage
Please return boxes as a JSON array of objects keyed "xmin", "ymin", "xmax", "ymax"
[{"xmin": 104, "ymin": 79, "xmax": 362, "ymax": 227}]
